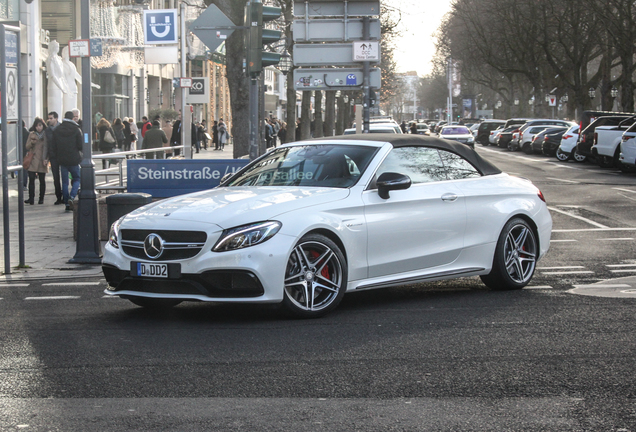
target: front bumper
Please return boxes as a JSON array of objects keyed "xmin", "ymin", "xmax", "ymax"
[{"xmin": 102, "ymin": 231, "xmax": 296, "ymax": 303}]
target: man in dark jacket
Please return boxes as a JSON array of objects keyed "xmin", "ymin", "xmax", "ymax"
[
  {"xmin": 52, "ymin": 111, "xmax": 83, "ymax": 211},
  {"xmin": 45, "ymin": 111, "xmax": 64, "ymax": 205},
  {"xmin": 142, "ymin": 120, "xmax": 168, "ymax": 159}
]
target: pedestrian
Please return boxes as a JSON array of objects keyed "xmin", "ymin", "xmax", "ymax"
[
  {"xmin": 400, "ymin": 121, "xmax": 407, "ymax": 133},
  {"xmin": 162, "ymin": 120, "xmax": 173, "ymax": 157},
  {"xmin": 51, "ymin": 111, "xmax": 82, "ymax": 211},
  {"xmin": 278, "ymin": 122, "xmax": 287, "ymax": 144},
  {"xmin": 112, "ymin": 117, "xmax": 125, "ymax": 150},
  {"xmin": 142, "ymin": 120, "xmax": 168, "ymax": 159},
  {"xmin": 128, "ymin": 117, "xmax": 139, "ymax": 152},
  {"xmin": 45, "ymin": 111, "xmax": 64, "ymax": 205},
  {"xmin": 122, "ymin": 117, "xmax": 132, "ymax": 152},
  {"xmin": 23, "ymin": 117, "xmax": 49, "ymax": 205},
  {"xmin": 295, "ymin": 119, "xmax": 301, "ymax": 141},
  {"xmin": 97, "ymin": 118, "xmax": 117, "ymax": 169},
  {"xmin": 218, "ymin": 118, "xmax": 227, "ymax": 150},
  {"xmin": 265, "ymin": 119, "xmax": 273, "ymax": 148},
  {"xmin": 212, "ymin": 120, "xmax": 219, "ymax": 150},
  {"xmin": 409, "ymin": 122, "xmax": 417, "ymax": 134},
  {"xmin": 170, "ymin": 114, "xmax": 182, "ymax": 156},
  {"xmin": 193, "ymin": 121, "xmax": 201, "ymax": 154},
  {"xmin": 200, "ymin": 120, "xmax": 208, "ymax": 150},
  {"xmin": 141, "ymin": 116, "xmax": 151, "ymax": 138},
  {"xmin": 71, "ymin": 108, "xmax": 82, "ymax": 129}
]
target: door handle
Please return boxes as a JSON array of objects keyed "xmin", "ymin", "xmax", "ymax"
[{"xmin": 441, "ymin": 193, "xmax": 458, "ymax": 202}]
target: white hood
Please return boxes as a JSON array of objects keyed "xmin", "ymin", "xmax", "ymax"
[{"xmin": 123, "ymin": 187, "xmax": 350, "ymax": 229}]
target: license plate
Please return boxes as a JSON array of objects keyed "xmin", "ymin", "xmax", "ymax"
[{"xmin": 137, "ymin": 262, "xmax": 169, "ymax": 278}]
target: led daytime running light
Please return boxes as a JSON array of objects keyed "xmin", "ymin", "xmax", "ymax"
[{"xmin": 213, "ymin": 221, "xmax": 282, "ymax": 252}]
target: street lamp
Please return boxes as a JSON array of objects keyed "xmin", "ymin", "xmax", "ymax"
[
  {"xmin": 611, "ymin": 86, "xmax": 619, "ymax": 98},
  {"xmin": 277, "ymin": 50, "xmax": 292, "ymax": 75},
  {"xmin": 589, "ymin": 87, "xmax": 596, "ymax": 99}
]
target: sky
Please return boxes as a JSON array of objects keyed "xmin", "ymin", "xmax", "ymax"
[{"xmin": 386, "ymin": 0, "xmax": 453, "ymax": 76}]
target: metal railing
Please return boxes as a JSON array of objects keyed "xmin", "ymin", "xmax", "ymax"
[{"xmin": 92, "ymin": 145, "xmax": 184, "ymax": 192}]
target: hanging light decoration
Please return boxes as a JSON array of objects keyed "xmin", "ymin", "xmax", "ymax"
[{"xmin": 117, "ymin": 5, "xmax": 144, "ymax": 69}]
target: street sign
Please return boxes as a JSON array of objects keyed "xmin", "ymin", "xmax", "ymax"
[
  {"xmin": 294, "ymin": 67, "xmax": 381, "ymax": 90},
  {"xmin": 294, "ymin": 43, "xmax": 379, "ymax": 66},
  {"xmin": 293, "ymin": 1, "xmax": 380, "ymax": 17},
  {"xmin": 292, "ymin": 18, "xmax": 380, "ymax": 42},
  {"xmin": 144, "ymin": 9, "xmax": 178, "ymax": 45},
  {"xmin": 90, "ymin": 38, "xmax": 103, "ymax": 56},
  {"xmin": 190, "ymin": 4, "xmax": 237, "ymax": 52},
  {"xmin": 68, "ymin": 39, "xmax": 90, "ymax": 57},
  {"xmin": 180, "ymin": 77, "xmax": 192, "ymax": 88},
  {"xmin": 186, "ymin": 77, "xmax": 209, "ymax": 104},
  {"xmin": 353, "ymin": 41, "xmax": 379, "ymax": 61},
  {"xmin": 548, "ymin": 95, "xmax": 557, "ymax": 106},
  {"xmin": 5, "ymin": 67, "xmax": 18, "ymax": 121}
]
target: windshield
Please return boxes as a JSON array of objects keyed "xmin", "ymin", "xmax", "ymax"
[
  {"xmin": 225, "ymin": 144, "xmax": 379, "ymax": 188},
  {"xmin": 441, "ymin": 126, "xmax": 470, "ymax": 135}
]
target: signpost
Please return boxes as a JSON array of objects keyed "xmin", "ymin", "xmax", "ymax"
[
  {"xmin": 0, "ymin": 24, "xmax": 24, "ymax": 273},
  {"xmin": 292, "ymin": 0, "xmax": 381, "ymax": 133}
]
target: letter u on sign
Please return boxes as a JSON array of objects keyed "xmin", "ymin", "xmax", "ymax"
[{"xmin": 144, "ymin": 10, "xmax": 178, "ymax": 45}]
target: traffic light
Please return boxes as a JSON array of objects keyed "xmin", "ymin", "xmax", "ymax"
[{"xmin": 245, "ymin": 2, "xmax": 282, "ymax": 76}]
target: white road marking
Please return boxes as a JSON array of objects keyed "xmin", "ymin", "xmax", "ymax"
[
  {"xmin": 610, "ymin": 269, "xmax": 636, "ymax": 274},
  {"xmin": 546, "ymin": 177, "xmax": 580, "ymax": 184},
  {"xmin": 550, "ymin": 239, "xmax": 578, "ymax": 242},
  {"xmin": 606, "ymin": 264, "xmax": 636, "ymax": 267},
  {"xmin": 42, "ymin": 282, "xmax": 101, "ymax": 286},
  {"xmin": 613, "ymin": 188, "xmax": 636, "ymax": 194},
  {"xmin": 599, "ymin": 238, "xmax": 633, "ymax": 241},
  {"xmin": 553, "ymin": 228, "xmax": 636, "ymax": 232},
  {"xmin": 524, "ymin": 286, "xmax": 553, "ymax": 289},
  {"xmin": 547, "ymin": 206, "xmax": 609, "ymax": 229},
  {"xmin": 573, "ymin": 284, "xmax": 631, "ymax": 288},
  {"xmin": 537, "ymin": 266, "xmax": 585, "ymax": 270},
  {"xmin": 0, "ymin": 283, "xmax": 30, "ymax": 287},
  {"xmin": 546, "ymin": 162, "xmax": 582, "ymax": 170},
  {"xmin": 24, "ymin": 296, "xmax": 81, "ymax": 300},
  {"xmin": 541, "ymin": 271, "xmax": 595, "ymax": 275}
]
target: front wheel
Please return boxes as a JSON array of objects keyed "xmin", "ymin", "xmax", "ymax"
[
  {"xmin": 573, "ymin": 150, "xmax": 586, "ymax": 163},
  {"xmin": 481, "ymin": 218, "xmax": 538, "ymax": 291},
  {"xmin": 282, "ymin": 234, "xmax": 347, "ymax": 318},
  {"xmin": 523, "ymin": 143, "xmax": 533, "ymax": 155}
]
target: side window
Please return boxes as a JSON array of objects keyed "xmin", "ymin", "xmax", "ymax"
[
  {"xmin": 438, "ymin": 150, "xmax": 482, "ymax": 180},
  {"xmin": 374, "ymin": 147, "xmax": 447, "ymax": 185}
]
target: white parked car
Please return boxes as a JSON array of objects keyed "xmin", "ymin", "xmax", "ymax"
[
  {"xmin": 489, "ymin": 126, "xmax": 505, "ymax": 145},
  {"xmin": 439, "ymin": 125, "xmax": 476, "ymax": 147},
  {"xmin": 103, "ymin": 135, "xmax": 552, "ymax": 318},
  {"xmin": 344, "ymin": 123, "xmax": 402, "ymax": 134},
  {"xmin": 619, "ymin": 123, "xmax": 636, "ymax": 172},
  {"xmin": 555, "ymin": 125, "xmax": 582, "ymax": 162}
]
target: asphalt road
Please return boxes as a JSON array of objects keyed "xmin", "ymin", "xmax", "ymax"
[{"xmin": 1, "ymin": 145, "xmax": 636, "ymax": 431}]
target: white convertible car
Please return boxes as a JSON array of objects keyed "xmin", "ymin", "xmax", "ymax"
[{"xmin": 103, "ymin": 135, "xmax": 552, "ymax": 318}]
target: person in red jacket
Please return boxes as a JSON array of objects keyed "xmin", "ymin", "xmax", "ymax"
[{"xmin": 141, "ymin": 116, "xmax": 152, "ymax": 138}]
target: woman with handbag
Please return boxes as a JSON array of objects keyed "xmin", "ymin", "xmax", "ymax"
[
  {"xmin": 97, "ymin": 118, "xmax": 116, "ymax": 168},
  {"xmin": 24, "ymin": 117, "xmax": 49, "ymax": 205}
]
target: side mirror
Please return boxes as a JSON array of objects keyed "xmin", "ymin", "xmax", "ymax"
[
  {"xmin": 219, "ymin": 173, "xmax": 233, "ymax": 185},
  {"xmin": 376, "ymin": 172, "xmax": 411, "ymax": 199}
]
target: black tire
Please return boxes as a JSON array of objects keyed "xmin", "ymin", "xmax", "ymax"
[
  {"xmin": 522, "ymin": 143, "xmax": 533, "ymax": 155},
  {"xmin": 480, "ymin": 218, "xmax": 538, "ymax": 291},
  {"xmin": 126, "ymin": 296, "xmax": 182, "ymax": 309},
  {"xmin": 619, "ymin": 163, "xmax": 636, "ymax": 173},
  {"xmin": 555, "ymin": 149, "xmax": 570, "ymax": 162},
  {"xmin": 597, "ymin": 155, "xmax": 614, "ymax": 168},
  {"xmin": 282, "ymin": 233, "xmax": 347, "ymax": 318},
  {"xmin": 572, "ymin": 150, "xmax": 587, "ymax": 163}
]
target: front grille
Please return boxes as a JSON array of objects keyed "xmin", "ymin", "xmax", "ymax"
[{"xmin": 120, "ymin": 229, "xmax": 207, "ymax": 261}]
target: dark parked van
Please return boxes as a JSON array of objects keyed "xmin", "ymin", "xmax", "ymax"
[{"xmin": 476, "ymin": 120, "xmax": 506, "ymax": 145}]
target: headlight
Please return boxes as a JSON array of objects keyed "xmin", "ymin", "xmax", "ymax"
[
  {"xmin": 108, "ymin": 217, "xmax": 124, "ymax": 248},
  {"xmin": 467, "ymin": 136, "xmax": 475, "ymax": 143},
  {"xmin": 213, "ymin": 221, "xmax": 282, "ymax": 252}
]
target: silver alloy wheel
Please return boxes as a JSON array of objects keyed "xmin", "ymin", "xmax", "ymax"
[
  {"xmin": 555, "ymin": 149, "xmax": 569, "ymax": 161},
  {"xmin": 573, "ymin": 150, "xmax": 586, "ymax": 162},
  {"xmin": 284, "ymin": 240, "xmax": 343, "ymax": 312},
  {"xmin": 503, "ymin": 223, "xmax": 537, "ymax": 284}
]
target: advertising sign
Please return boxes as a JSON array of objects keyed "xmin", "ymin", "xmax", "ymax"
[
  {"xmin": 127, "ymin": 159, "xmax": 249, "ymax": 198},
  {"xmin": 144, "ymin": 9, "xmax": 178, "ymax": 45},
  {"xmin": 185, "ymin": 77, "xmax": 209, "ymax": 104}
]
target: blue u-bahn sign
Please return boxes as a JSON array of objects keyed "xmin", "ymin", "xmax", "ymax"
[
  {"xmin": 144, "ymin": 9, "xmax": 178, "ymax": 45},
  {"xmin": 127, "ymin": 159, "xmax": 249, "ymax": 198}
]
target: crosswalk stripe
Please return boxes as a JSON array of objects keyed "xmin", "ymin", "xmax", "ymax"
[
  {"xmin": 24, "ymin": 296, "xmax": 81, "ymax": 300},
  {"xmin": 42, "ymin": 282, "xmax": 101, "ymax": 286}
]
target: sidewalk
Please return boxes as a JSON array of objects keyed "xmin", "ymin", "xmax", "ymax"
[{"xmin": 0, "ymin": 143, "xmax": 236, "ymax": 281}]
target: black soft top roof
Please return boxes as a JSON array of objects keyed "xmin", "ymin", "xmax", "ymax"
[{"xmin": 308, "ymin": 134, "xmax": 503, "ymax": 176}]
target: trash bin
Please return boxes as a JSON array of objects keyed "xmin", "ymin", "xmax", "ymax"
[{"xmin": 106, "ymin": 193, "xmax": 153, "ymax": 229}]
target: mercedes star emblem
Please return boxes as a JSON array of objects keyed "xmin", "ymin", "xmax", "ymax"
[{"xmin": 144, "ymin": 233, "xmax": 164, "ymax": 259}]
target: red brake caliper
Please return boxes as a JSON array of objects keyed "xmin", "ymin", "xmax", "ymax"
[{"xmin": 309, "ymin": 250, "xmax": 330, "ymax": 279}]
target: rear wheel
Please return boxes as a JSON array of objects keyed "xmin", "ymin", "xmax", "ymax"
[
  {"xmin": 555, "ymin": 149, "xmax": 569, "ymax": 161},
  {"xmin": 597, "ymin": 155, "xmax": 614, "ymax": 168},
  {"xmin": 523, "ymin": 142, "xmax": 533, "ymax": 154},
  {"xmin": 480, "ymin": 218, "xmax": 538, "ymax": 291},
  {"xmin": 126, "ymin": 296, "xmax": 182, "ymax": 309},
  {"xmin": 282, "ymin": 234, "xmax": 347, "ymax": 318},
  {"xmin": 573, "ymin": 150, "xmax": 587, "ymax": 163}
]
